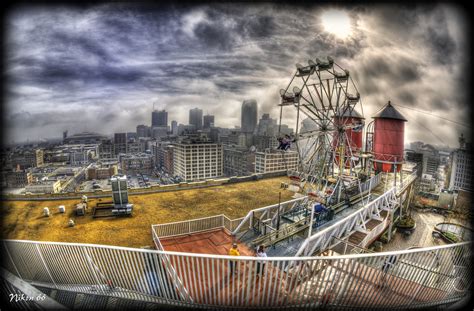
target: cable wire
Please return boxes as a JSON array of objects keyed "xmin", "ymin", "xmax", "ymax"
[{"xmin": 393, "ymin": 104, "xmax": 471, "ymax": 128}]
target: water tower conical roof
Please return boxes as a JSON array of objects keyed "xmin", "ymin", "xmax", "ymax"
[{"xmin": 372, "ymin": 101, "xmax": 407, "ymax": 121}]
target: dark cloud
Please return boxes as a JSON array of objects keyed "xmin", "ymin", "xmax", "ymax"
[
  {"xmin": 240, "ymin": 15, "xmax": 276, "ymax": 38},
  {"xmin": 193, "ymin": 22, "xmax": 237, "ymax": 51},
  {"xmin": 4, "ymin": 3, "xmax": 470, "ymax": 147},
  {"xmin": 425, "ymin": 26, "xmax": 456, "ymax": 65},
  {"xmin": 360, "ymin": 56, "xmax": 421, "ymax": 88}
]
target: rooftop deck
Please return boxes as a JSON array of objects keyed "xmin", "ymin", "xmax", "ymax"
[{"xmin": 160, "ymin": 228, "xmax": 255, "ymax": 256}]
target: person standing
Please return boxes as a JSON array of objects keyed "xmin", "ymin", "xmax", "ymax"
[
  {"xmin": 229, "ymin": 243, "xmax": 240, "ymax": 275},
  {"xmin": 256, "ymin": 245, "xmax": 267, "ymax": 277}
]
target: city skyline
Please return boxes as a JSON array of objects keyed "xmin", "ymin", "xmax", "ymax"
[{"xmin": 4, "ymin": 3, "xmax": 471, "ymax": 146}]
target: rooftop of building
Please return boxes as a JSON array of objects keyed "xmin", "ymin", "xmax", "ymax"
[{"xmin": 1, "ymin": 176, "xmax": 293, "ymax": 248}]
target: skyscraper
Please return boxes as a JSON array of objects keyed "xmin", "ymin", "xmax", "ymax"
[
  {"xmin": 203, "ymin": 115, "xmax": 215, "ymax": 129},
  {"xmin": 256, "ymin": 113, "xmax": 277, "ymax": 136},
  {"xmin": 241, "ymin": 100, "xmax": 257, "ymax": 133},
  {"xmin": 171, "ymin": 120, "xmax": 178, "ymax": 135},
  {"xmin": 189, "ymin": 108, "xmax": 203, "ymax": 130},
  {"xmin": 152, "ymin": 110, "xmax": 168, "ymax": 127}
]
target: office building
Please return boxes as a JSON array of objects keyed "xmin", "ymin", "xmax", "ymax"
[
  {"xmin": 136, "ymin": 125, "xmax": 151, "ymax": 138},
  {"xmin": 154, "ymin": 142, "xmax": 174, "ymax": 175},
  {"xmin": 223, "ymin": 146, "xmax": 255, "ymax": 176},
  {"xmin": 10, "ymin": 149, "xmax": 44, "ymax": 169},
  {"xmin": 177, "ymin": 124, "xmax": 196, "ymax": 136},
  {"xmin": 152, "ymin": 110, "xmax": 168, "ymax": 127},
  {"xmin": 255, "ymin": 150, "xmax": 298, "ymax": 173},
  {"xmin": 405, "ymin": 150, "xmax": 424, "ymax": 177},
  {"xmin": 448, "ymin": 138, "xmax": 472, "ymax": 190},
  {"xmin": 152, "ymin": 126, "xmax": 169, "ymax": 139},
  {"xmin": 189, "ymin": 108, "xmax": 203, "ymax": 130},
  {"xmin": 241, "ymin": 100, "xmax": 258, "ymax": 133},
  {"xmin": 256, "ymin": 113, "xmax": 277, "ymax": 136},
  {"xmin": 120, "ymin": 153, "xmax": 153, "ymax": 175},
  {"xmin": 173, "ymin": 140, "xmax": 223, "ymax": 181},
  {"xmin": 5, "ymin": 170, "xmax": 33, "ymax": 188},
  {"xmin": 98, "ymin": 139, "xmax": 115, "ymax": 159},
  {"xmin": 254, "ymin": 135, "xmax": 279, "ymax": 151},
  {"xmin": 203, "ymin": 115, "xmax": 215, "ymax": 129},
  {"xmin": 171, "ymin": 120, "xmax": 178, "ymax": 135},
  {"xmin": 87, "ymin": 165, "xmax": 118, "ymax": 180},
  {"xmin": 25, "ymin": 180, "xmax": 62, "ymax": 194},
  {"xmin": 114, "ymin": 133, "xmax": 128, "ymax": 155}
]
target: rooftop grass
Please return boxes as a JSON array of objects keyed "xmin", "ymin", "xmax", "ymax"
[{"xmin": 1, "ymin": 177, "xmax": 293, "ymax": 248}]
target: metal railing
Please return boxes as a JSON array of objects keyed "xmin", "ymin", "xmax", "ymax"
[
  {"xmin": 1, "ymin": 239, "xmax": 471, "ymax": 309},
  {"xmin": 294, "ymin": 187, "xmax": 398, "ymax": 257},
  {"xmin": 152, "ymin": 214, "xmax": 244, "ymax": 239},
  {"xmin": 360, "ymin": 172, "xmax": 383, "ymax": 194},
  {"xmin": 232, "ymin": 197, "xmax": 308, "ymax": 236},
  {"xmin": 397, "ymin": 170, "xmax": 418, "ymax": 195}
]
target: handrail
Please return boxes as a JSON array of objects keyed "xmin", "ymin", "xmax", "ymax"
[
  {"xmin": 294, "ymin": 187, "xmax": 398, "ymax": 257},
  {"xmin": 2, "ymin": 238, "xmax": 469, "ymax": 261},
  {"xmin": 232, "ymin": 196, "xmax": 307, "ymax": 235},
  {"xmin": 1, "ymin": 239, "xmax": 470, "ymax": 309}
]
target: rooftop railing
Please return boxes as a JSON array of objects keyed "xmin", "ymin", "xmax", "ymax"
[
  {"xmin": 1, "ymin": 239, "xmax": 470, "ymax": 309},
  {"xmin": 152, "ymin": 214, "xmax": 245, "ymax": 240}
]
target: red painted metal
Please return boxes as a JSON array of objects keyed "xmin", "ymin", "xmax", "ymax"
[
  {"xmin": 373, "ymin": 117, "xmax": 405, "ymax": 172},
  {"xmin": 333, "ymin": 114, "xmax": 364, "ymax": 168}
]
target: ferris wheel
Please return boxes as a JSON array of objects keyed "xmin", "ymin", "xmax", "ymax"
[{"xmin": 278, "ymin": 56, "xmax": 365, "ymax": 205}]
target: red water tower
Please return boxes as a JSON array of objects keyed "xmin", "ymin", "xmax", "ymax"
[
  {"xmin": 372, "ymin": 101, "xmax": 407, "ymax": 172},
  {"xmin": 333, "ymin": 108, "xmax": 364, "ymax": 168}
]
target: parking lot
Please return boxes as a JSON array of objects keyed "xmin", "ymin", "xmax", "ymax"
[
  {"xmin": 79, "ymin": 179, "xmax": 110, "ymax": 192},
  {"xmin": 77, "ymin": 171, "xmax": 185, "ymax": 191}
]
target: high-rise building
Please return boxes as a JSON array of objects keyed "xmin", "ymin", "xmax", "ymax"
[
  {"xmin": 241, "ymin": 100, "xmax": 258, "ymax": 133},
  {"xmin": 256, "ymin": 113, "xmax": 277, "ymax": 136},
  {"xmin": 448, "ymin": 136, "xmax": 472, "ymax": 190},
  {"xmin": 173, "ymin": 140, "xmax": 223, "ymax": 181},
  {"xmin": 189, "ymin": 108, "xmax": 203, "ymax": 130},
  {"xmin": 171, "ymin": 120, "xmax": 178, "ymax": 135},
  {"xmin": 152, "ymin": 110, "xmax": 168, "ymax": 127},
  {"xmin": 203, "ymin": 115, "xmax": 215, "ymax": 129},
  {"xmin": 114, "ymin": 133, "xmax": 127, "ymax": 155}
]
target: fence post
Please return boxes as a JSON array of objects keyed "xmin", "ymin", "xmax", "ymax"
[{"xmin": 35, "ymin": 244, "xmax": 57, "ymax": 289}]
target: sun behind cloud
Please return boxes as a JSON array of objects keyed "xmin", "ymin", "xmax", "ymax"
[{"xmin": 320, "ymin": 9, "xmax": 352, "ymax": 39}]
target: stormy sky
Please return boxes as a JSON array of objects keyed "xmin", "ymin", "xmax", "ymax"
[{"xmin": 4, "ymin": 3, "xmax": 471, "ymax": 147}]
